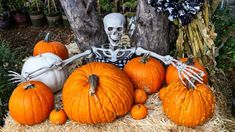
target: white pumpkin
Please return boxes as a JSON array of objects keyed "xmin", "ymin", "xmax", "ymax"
[{"xmin": 21, "ymin": 53, "xmax": 68, "ymax": 93}]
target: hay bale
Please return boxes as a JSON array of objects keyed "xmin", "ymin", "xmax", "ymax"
[{"xmin": 1, "ymin": 92, "xmax": 228, "ymax": 132}]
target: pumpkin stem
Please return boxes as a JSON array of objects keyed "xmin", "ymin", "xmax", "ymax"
[
  {"xmin": 88, "ymin": 74, "xmax": 99, "ymax": 96},
  {"xmin": 140, "ymin": 53, "xmax": 150, "ymax": 64},
  {"xmin": 185, "ymin": 56, "xmax": 194, "ymax": 65},
  {"xmin": 24, "ymin": 83, "xmax": 35, "ymax": 90},
  {"xmin": 44, "ymin": 32, "xmax": 50, "ymax": 42}
]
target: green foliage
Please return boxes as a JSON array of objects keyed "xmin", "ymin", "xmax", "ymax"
[
  {"xmin": 6, "ymin": 0, "xmax": 25, "ymax": 11},
  {"xmin": 25, "ymin": 0, "xmax": 44, "ymax": 13},
  {"xmin": 44, "ymin": 0, "xmax": 59, "ymax": 16},
  {"xmin": 213, "ymin": 6, "xmax": 235, "ymax": 71},
  {"xmin": 98, "ymin": 0, "xmax": 137, "ymax": 15},
  {"xmin": 99, "ymin": 0, "xmax": 112, "ymax": 13},
  {"xmin": 0, "ymin": 41, "xmax": 24, "ymax": 126}
]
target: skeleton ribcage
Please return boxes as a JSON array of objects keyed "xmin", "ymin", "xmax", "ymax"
[{"xmin": 95, "ymin": 56, "xmax": 132, "ymax": 69}]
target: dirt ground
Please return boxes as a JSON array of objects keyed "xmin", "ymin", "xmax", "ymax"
[{"xmin": 0, "ymin": 25, "xmax": 74, "ymax": 55}]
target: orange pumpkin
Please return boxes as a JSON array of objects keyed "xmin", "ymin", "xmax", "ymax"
[
  {"xmin": 124, "ymin": 55, "xmax": 165, "ymax": 94},
  {"xmin": 62, "ymin": 62, "xmax": 134, "ymax": 124},
  {"xmin": 134, "ymin": 89, "xmax": 148, "ymax": 104},
  {"xmin": 166, "ymin": 57, "xmax": 208, "ymax": 85},
  {"xmin": 49, "ymin": 108, "xmax": 67, "ymax": 125},
  {"xmin": 33, "ymin": 33, "xmax": 69, "ymax": 60},
  {"xmin": 9, "ymin": 81, "xmax": 54, "ymax": 125},
  {"xmin": 158, "ymin": 86, "xmax": 167, "ymax": 100},
  {"xmin": 159, "ymin": 82, "xmax": 215, "ymax": 127},
  {"xmin": 131, "ymin": 104, "xmax": 148, "ymax": 120}
]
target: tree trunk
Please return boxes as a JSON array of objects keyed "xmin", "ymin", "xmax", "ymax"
[
  {"xmin": 60, "ymin": 0, "xmax": 106, "ymax": 51},
  {"xmin": 133, "ymin": 0, "xmax": 170, "ymax": 55}
]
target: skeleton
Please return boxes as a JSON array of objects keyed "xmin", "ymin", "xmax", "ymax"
[{"xmin": 9, "ymin": 13, "xmax": 205, "ymax": 88}]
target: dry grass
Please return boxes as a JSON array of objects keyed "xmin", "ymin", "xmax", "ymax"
[{"xmin": 1, "ymin": 90, "xmax": 231, "ymax": 132}]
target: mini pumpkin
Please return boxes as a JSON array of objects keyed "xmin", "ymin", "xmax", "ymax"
[
  {"xmin": 124, "ymin": 54, "xmax": 165, "ymax": 94},
  {"xmin": 33, "ymin": 33, "xmax": 69, "ymax": 60},
  {"xmin": 134, "ymin": 89, "xmax": 148, "ymax": 104},
  {"xmin": 21, "ymin": 53, "xmax": 68, "ymax": 93},
  {"xmin": 9, "ymin": 81, "xmax": 54, "ymax": 125},
  {"xmin": 49, "ymin": 108, "xmax": 67, "ymax": 125},
  {"xmin": 131, "ymin": 104, "xmax": 148, "ymax": 120},
  {"xmin": 166, "ymin": 57, "xmax": 208, "ymax": 85},
  {"xmin": 159, "ymin": 82, "xmax": 215, "ymax": 127},
  {"xmin": 62, "ymin": 62, "xmax": 134, "ymax": 124}
]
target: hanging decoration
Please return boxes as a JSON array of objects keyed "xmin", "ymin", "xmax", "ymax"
[{"xmin": 149, "ymin": 0, "xmax": 205, "ymax": 25}]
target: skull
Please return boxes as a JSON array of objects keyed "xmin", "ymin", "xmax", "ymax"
[{"xmin": 103, "ymin": 13, "xmax": 126, "ymax": 47}]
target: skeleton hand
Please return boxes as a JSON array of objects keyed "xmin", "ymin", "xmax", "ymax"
[
  {"xmin": 136, "ymin": 47, "xmax": 205, "ymax": 88},
  {"xmin": 8, "ymin": 61, "xmax": 64, "ymax": 84}
]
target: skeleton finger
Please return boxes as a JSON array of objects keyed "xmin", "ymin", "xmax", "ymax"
[
  {"xmin": 11, "ymin": 79, "xmax": 24, "ymax": 84},
  {"xmin": 8, "ymin": 71, "xmax": 21, "ymax": 77},
  {"xmin": 185, "ymin": 67, "xmax": 204, "ymax": 82},
  {"xmin": 183, "ymin": 69, "xmax": 203, "ymax": 84},
  {"xmin": 178, "ymin": 71, "xmax": 186, "ymax": 86},
  {"xmin": 181, "ymin": 71, "xmax": 196, "ymax": 88},
  {"xmin": 186, "ymin": 65, "xmax": 205, "ymax": 76},
  {"xmin": 8, "ymin": 76, "xmax": 24, "ymax": 81}
]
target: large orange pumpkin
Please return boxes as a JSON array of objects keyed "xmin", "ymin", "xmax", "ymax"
[
  {"xmin": 166, "ymin": 57, "xmax": 208, "ymax": 85},
  {"xmin": 62, "ymin": 62, "xmax": 134, "ymax": 124},
  {"xmin": 9, "ymin": 81, "xmax": 54, "ymax": 125},
  {"xmin": 33, "ymin": 33, "xmax": 69, "ymax": 60},
  {"xmin": 159, "ymin": 82, "xmax": 215, "ymax": 127},
  {"xmin": 123, "ymin": 55, "xmax": 165, "ymax": 94}
]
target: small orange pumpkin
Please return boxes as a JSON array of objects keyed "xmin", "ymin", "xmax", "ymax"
[
  {"xmin": 124, "ymin": 54, "xmax": 165, "ymax": 94},
  {"xmin": 9, "ymin": 81, "xmax": 54, "ymax": 125},
  {"xmin": 134, "ymin": 89, "xmax": 148, "ymax": 104},
  {"xmin": 49, "ymin": 108, "xmax": 67, "ymax": 125},
  {"xmin": 62, "ymin": 62, "xmax": 134, "ymax": 124},
  {"xmin": 33, "ymin": 33, "xmax": 69, "ymax": 60},
  {"xmin": 131, "ymin": 104, "xmax": 148, "ymax": 120},
  {"xmin": 159, "ymin": 82, "xmax": 215, "ymax": 127},
  {"xmin": 158, "ymin": 86, "xmax": 167, "ymax": 100},
  {"xmin": 166, "ymin": 57, "xmax": 208, "ymax": 85}
]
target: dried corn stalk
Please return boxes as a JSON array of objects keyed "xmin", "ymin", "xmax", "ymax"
[{"xmin": 176, "ymin": 1, "xmax": 217, "ymax": 66}]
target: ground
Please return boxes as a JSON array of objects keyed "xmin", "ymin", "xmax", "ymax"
[{"xmin": 0, "ymin": 25, "xmax": 74, "ymax": 55}]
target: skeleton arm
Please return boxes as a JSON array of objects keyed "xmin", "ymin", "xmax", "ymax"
[
  {"xmin": 135, "ymin": 47, "xmax": 205, "ymax": 87},
  {"xmin": 9, "ymin": 49, "xmax": 92, "ymax": 83},
  {"xmin": 60, "ymin": 50, "xmax": 92, "ymax": 68}
]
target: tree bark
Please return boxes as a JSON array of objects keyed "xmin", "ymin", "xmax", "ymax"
[
  {"xmin": 133, "ymin": 0, "xmax": 170, "ymax": 55},
  {"xmin": 60, "ymin": 0, "xmax": 106, "ymax": 51}
]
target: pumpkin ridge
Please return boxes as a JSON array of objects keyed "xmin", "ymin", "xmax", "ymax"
[
  {"xmin": 87, "ymin": 91, "xmax": 100, "ymax": 123},
  {"xmin": 197, "ymin": 88, "xmax": 209, "ymax": 122},
  {"xmin": 31, "ymin": 89, "xmax": 40, "ymax": 124},
  {"xmin": 196, "ymin": 90, "xmax": 205, "ymax": 124},
  {"xmin": 73, "ymin": 85, "xmax": 84, "ymax": 122},
  {"xmin": 172, "ymin": 86, "xmax": 187, "ymax": 122},
  {"xmin": 37, "ymin": 86, "xmax": 54, "ymax": 111},
  {"xmin": 193, "ymin": 91, "xmax": 202, "ymax": 125},
  {"xmin": 23, "ymin": 91, "xmax": 28, "ymax": 124},
  {"xmin": 179, "ymin": 90, "xmax": 190, "ymax": 125},
  {"xmin": 98, "ymin": 86, "xmax": 118, "ymax": 116},
  {"xmin": 35, "ymin": 86, "xmax": 51, "ymax": 121},
  {"xmin": 100, "ymin": 80, "xmax": 127, "ymax": 115},
  {"xmin": 95, "ymin": 91, "xmax": 112, "ymax": 123},
  {"xmin": 149, "ymin": 65, "xmax": 161, "ymax": 92},
  {"xmin": 87, "ymin": 90, "xmax": 96, "ymax": 123},
  {"xmin": 185, "ymin": 91, "xmax": 194, "ymax": 126},
  {"xmin": 34, "ymin": 87, "xmax": 48, "ymax": 123}
]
